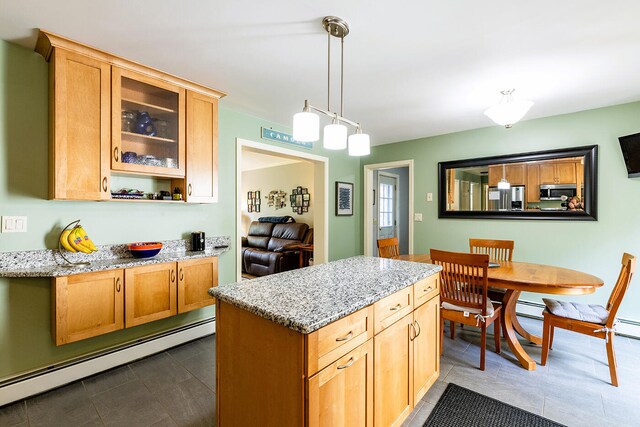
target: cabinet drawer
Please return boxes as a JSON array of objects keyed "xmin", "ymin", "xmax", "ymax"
[
  {"xmin": 306, "ymin": 306, "xmax": 373, "ymax": 376},
  {"xmin": 413, "ymin": 274, "xmax": 439, "ymax": 309},
  {"xmin": 374, "ymin": 287, "xmax": 413, "ymax": 335}
]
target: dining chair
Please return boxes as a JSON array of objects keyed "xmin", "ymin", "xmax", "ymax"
[
  {"xmin": 430, "ymin": 249, "xmax": 501, "ymax": 370},
  {"xmin": 377, "ymin": 237, "xmax": 400, "ymax": 258},
  {"xmin": 541, "ymin": 253, "xmax": 636, "ymax": 386}
]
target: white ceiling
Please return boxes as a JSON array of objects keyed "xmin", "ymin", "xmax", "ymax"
[
  {"xmin": 241, "ymin": 150, "xmax": 301, "ymax": 172},
  {"xmin": 2, "ymin": 1, "xmax": 640, "ymax": 145}
]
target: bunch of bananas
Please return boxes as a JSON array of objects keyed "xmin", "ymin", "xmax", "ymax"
[{"xmin": 59, "ymin": 224, "xmax": 98, "ymax": 254}]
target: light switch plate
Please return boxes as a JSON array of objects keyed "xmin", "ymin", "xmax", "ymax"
[
  {"xmin": 426, "ymin": 193, "xmax": 433, "ymax": 202},
  {"xmin": 2, "ymin": 216, "xmax": 27, "ymax": 233},
  {"xmin": 414, "ymin": 213, "xmax": 423, "ymax": 222}
]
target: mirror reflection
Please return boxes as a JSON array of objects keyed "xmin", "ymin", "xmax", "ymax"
[{"xmin": 445, "ymin": 155, "xmax": 585, "ymax": 212}]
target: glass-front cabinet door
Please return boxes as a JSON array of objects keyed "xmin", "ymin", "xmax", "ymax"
[{"xmin": 111, "ymin": 67, "xmax": 185, "ymax": 177}]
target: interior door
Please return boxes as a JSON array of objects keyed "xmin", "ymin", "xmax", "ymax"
[
  {"xmin": 377, "ymin": 174, "xmax": 398, "ymax": 241},
  {"xmin": 460, "ymin": 180, "xmax": 470, "ymax": 210},
  {"xmin": 470, "ymin": 182, "xmax": 481, "ymax": 210}
]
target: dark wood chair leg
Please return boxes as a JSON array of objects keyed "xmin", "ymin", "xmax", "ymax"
[
  {"xmin": 549, "ymin": 326, "xmax": 555, "ymax": 349},
  {"xmin": 606, "ymin": 333, "xmax": 619, "ymax": 387},
  {"xmin": 494, "ymin": 315, "xmax": 501, "ymax": 354},
  {"xmin": 480, "ymin": 325, "xmax": 487, "ymax": 371},
  {"xmin": 541, "ymin": 315, "xmax": 551, "ymax": 366},
  {"xmin": 450, "ymin": 320, "xmax": 456, "ymax": 340}
]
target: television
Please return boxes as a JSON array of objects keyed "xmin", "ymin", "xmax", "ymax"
[{"xmin": 618, "ymin": 132, "xmax": 640, "ymax": 178}]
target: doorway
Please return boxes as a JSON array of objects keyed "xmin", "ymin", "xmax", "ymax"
[
  {"xmin": 364, "ymin": 160, "xmax": 414, "ymax": 257},
  {"xmin": 236, "ymin": 138, "xmax": 329, "ymax": 281}
]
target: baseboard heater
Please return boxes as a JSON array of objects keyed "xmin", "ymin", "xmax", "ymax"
[
  {"xmin": 516, "ymin": 300, "xmax": 640, "ymax": 339},
  {"xmin": 0, "ymin": 318, "xmax": 216, "ymax": 407}
]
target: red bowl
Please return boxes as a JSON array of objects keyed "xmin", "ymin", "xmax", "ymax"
[{"xmin": 128, "ymin": 242, "xmax": 163, "ymax": 258}]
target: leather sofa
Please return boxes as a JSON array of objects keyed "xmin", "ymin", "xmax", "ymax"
[{"xmin": 241, "ymin": 221, "xmax": 310, "ymax": 277}]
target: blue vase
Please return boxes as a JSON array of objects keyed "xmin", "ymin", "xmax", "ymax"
[{"xmin": 134, "ymin": 111, "xmax": 157, "ymax": 136}]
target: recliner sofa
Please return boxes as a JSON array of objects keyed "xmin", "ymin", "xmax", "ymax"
[{"xmin": 241, "ymin": 221, "xmax": 310, "ymax": 277}]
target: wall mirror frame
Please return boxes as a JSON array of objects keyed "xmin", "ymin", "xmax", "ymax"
[{"xmin": 438, "ymin": 145, "xmax": 598, "ymax": 221}]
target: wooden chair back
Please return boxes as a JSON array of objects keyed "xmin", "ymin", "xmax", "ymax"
[
  {"xmin": 377, "ymin": 237, "xmax": 400, "ymax": 258},
  {"xmin": 469, "ymin": 238, "xmax": 514, "ymax": 261},
  {"xmin": 430, "ymin": 249, "xmax": 490, "ymax": 315},
  {"xmin": 604, "ymin": 253, "xmax": 636, "ymax": 327}
]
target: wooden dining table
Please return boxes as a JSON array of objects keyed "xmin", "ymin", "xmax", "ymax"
[{"xmin": 393, "ymin": 254, "xmax": 604, "ymax": 370}]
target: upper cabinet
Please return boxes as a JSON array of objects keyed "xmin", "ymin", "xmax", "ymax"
[
  {"xmin": 35, "ymin": 30, "xmax": 225, "ymax": 203},
  {"xmin": 539, "ymin": 161, "xmax": 576, "ymax": 184}
]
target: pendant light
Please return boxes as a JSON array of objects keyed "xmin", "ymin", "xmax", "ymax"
[
  {"xmin": 292, "ymin": 16, "xmax": 370, "ymax": 156},
  {"xmin": 484, "ymin": 89, "xmax": 533, "ymax": 128},
  {"xmin": 497, "ymin": 164, "xmax": 511, "ymax": 189}
]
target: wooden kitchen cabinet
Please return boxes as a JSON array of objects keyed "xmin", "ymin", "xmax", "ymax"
[
  {"xmin": 539, "ymin": 161, "xmax": 576, "ymax": 184},
  {"xmin": 125, "ymin": 262, "xmax": 177, "ymax": 327},
  {"xmin": 526, "ymin": 163, "xmax": 540, "ymax": 203},
  {"xmin": 307, "ymin": 339, "xmax": 374, "ymax": 427},
  {"xmin": 374, "ymin": 312, "xmax": 414, "ymax": 427},
  {"xmin": 488, "ymin": 163, "xmax": 526, "ymax": 186},
  {"xmin": 173, "ymin": 91, "xmax": 219, "ymax": 203},
  {"xmin": 111, "ymin": 67, "xmax": 186, "ymax": 177},
  {"xmin": 36, "ymin": 30, "xmax": 225, "ymax": 203},
  {"xmin": 47, "ymin": 49, "xmax": 111, "ymax": 200},
  {"xmin": 413, "ymin": 295, "xmax": 440, "ymax": 403},
  {"xmin": 51, "ymin": 270, "xmax": 124, "ymax": 345},
  {"xmin": 178, "ymin": 257, "xmax": 218, "ymax": 313}
]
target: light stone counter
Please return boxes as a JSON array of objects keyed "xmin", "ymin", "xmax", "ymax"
[
  {"xmin": 209, "ymin": 255, "xmax": 441, "ymax": 334},
  {"xmin": 0, "ymin": 236, "xmax": 230, "ymax": 277}
]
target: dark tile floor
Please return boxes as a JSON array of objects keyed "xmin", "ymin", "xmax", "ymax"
[{"xmin": 1, "ymin": 316, "xmax": 639, "ymax": 427}]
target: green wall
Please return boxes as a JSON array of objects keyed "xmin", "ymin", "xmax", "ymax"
[
  {"xmin": 0, "ymin": 41, "xmax": 362, "ymax": 380},
  {"xmin": 366, "ymin": 102, "xmax": 640, "ymax": 322}
]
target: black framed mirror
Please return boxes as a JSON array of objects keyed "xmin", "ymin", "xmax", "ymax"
[{"xmin": 438, "ymin": 145, "xmax": 598, "ymax": 220}]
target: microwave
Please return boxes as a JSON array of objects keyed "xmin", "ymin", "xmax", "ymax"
[{"xmin": 539, "ymin": 184, "xmax": 577, "ymax": 201}]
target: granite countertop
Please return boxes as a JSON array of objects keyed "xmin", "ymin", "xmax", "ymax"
[
  {"xmin": 0, "ymin": 236, "xmax": 230, "ymax": 277},
  {"xmin": 209, "ymin": 255, "xmax": 441, "ymax": 334}
]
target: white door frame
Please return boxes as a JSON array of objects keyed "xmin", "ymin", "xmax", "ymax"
[
  {"xmin": 236, "ymin": 138, "xmax": 329, "ymax": 281},
  {"xmin": 363, "ymin": 160, "xmax": 414, "ymax": 256}
]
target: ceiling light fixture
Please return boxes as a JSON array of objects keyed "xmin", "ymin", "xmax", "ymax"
[
  {"xmin": 497, "ymin": 163, "xmax": 511, "ymax": 190},
  {"xmin": 484, "ymin": 89, "xmax": 534, "ymax": 128},
  {"xmin": 292, "ymin": 16, "xmax": 370, "ymax": 156}
]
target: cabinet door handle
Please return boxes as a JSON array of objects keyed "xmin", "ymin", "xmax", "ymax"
[
  {"xmin": 102, "ymin": 176, "xmax": 108, "ymax": 192},
  {"xmin": 115, "ymin": 277, "xmax": 121, "ymax": 292},
  {"xmin": 337, "ymin": 357, "xmax": 354, "ymax": 370},
  {"xmin": 414, "ymin": 320, "xmax": 421, "ymax": 338},
  {"xmin": 389, "ymin": 303, "xmax": 402, "ymax": 311},
  {"xmin": 187, "ymin": 183, "xmax": 192, "ymax": 196},
  {"xmin": 113, "ymin": 147, "xmax": 119, "ymax": 162},
  {"xmin": 409, "ymin": 322, "xmax": 416, "ymax": 341},
  {"xmin": 179, "ymin": 268, "xmax": 184, "ymax": 281},
  {"xmin": 171, "ymin": 270, "xmax": 175, "ymax": 283},
  {"xmin": 336, "ymin": 331, "xmax": 353, "ymax": 342}
]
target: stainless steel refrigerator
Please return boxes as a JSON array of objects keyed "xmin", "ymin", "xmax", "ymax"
[{"xmin": 488, "ymin": 185, "xmax": 525, "ymax": 211}]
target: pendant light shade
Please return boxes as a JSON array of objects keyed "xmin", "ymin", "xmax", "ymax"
[
  {"xmin": 293, "ymin": 111, "xmax": 320, "ymax": 142},
  {"xmin": 497, "ymin": 179, "xmax": 511, "ymax": 190},
  {"xmin": 348, "ymin": 130, "xmax": 370, "ymax": 156},
  {"xmin": 323, "ymin": 122, "xmax": 348, "ymax": 150},
  {"xmin": 484, "ymin": 89, "xmax": 533, "ymax": 128}
]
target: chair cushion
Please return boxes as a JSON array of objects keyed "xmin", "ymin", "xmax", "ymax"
[
  {"xmin": 442, "ymin": 299, "xmax": 495, "ymax": 317},
  {"xmin": 543, "ymin": 298, "xmax": 609, "ymax": 325}
]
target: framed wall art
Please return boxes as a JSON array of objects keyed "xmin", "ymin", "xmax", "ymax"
[
  {"xmin": 335, "ymin": 181, "xmax": 353, "ymax": 216},
  {"xmin": 247, "ymin": 190, "xmax": 261, "ymax": 213}
]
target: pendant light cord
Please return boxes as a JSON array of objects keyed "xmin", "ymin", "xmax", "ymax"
[
  {"xmin": 327, "ymin": 31, "xmax": 331, "ymax": 111},
  {"xmin": 340, "ymin": 36, "xmax": 344, "ymax": 117}
]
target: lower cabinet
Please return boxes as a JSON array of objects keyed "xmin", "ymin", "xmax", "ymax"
[
  {"xmin": 374, "ymin": 313, "xmax": 414, "ymax": 427},
  {"xmin": 125, "ymin": 262, "xmax": 177, "ymax": 328},
  {"xmin": 51, "ymin": 269, "xmax": 124, "ymax": 345},
  {"xmin": 51, "ymin": 257, "xmax": 217, "ymax": 345},
  {"xmin": 413, "ymin": 295, "xmax": 440, "ymax": 403},
  {"xmin": 307, "ymin": 339, "xmax": 374, "ymax": 427}
]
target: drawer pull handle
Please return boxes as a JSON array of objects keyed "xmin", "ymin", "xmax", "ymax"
[
  {"xmin": 337, "ymin": 357, "xmax": 354, "ymax": 370},
  {"xmin": 116, "ymin": 277, "xmax": 121, "ymax": 292},
  {"xmin": 389, "ymin": 303, "xmax": 402, "ymax": 311},
  {"xmin": 336, "ymin": 331, "xmax": 353, "ymax": 342},
  {"xmin": 423, "ymin": 287, "xmax": 433, "ymax": 292},
  {"xmin": 414, "ymin": 320, "xmax": 421, "ymax": 338}
]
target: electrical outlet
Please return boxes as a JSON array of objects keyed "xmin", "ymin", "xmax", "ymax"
[
  {"xmin": 426, "ymin": 193, "xmax": 433, "ymax": 202},
  {"xmin": 2, "ymin": 216, "xmax": 27, "ymax": 233},
  {"xmin": 414, "ymin": 213, "xmax": 423, "ymax": 222}
]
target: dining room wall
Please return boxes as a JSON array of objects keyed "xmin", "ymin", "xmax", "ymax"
[{"xmin": 365, "ymin": 100, "xmax": 640, "ymax": 323}]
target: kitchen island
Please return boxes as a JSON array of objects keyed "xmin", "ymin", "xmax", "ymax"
[{"xmin": 209, "ymin": 256, "xmax": 441, "ymax": 427}]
